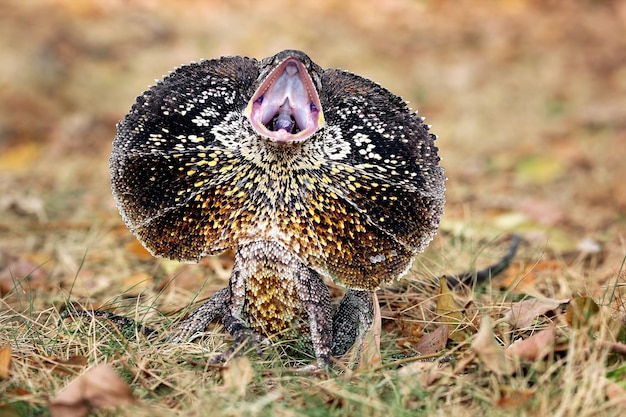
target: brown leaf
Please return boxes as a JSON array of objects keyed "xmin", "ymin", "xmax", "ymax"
[
  {"xmin": 0, "ymin": 404, "xmax": 21, "ymax": 417},
  {"xmin": 601, "ymin": 341, "xmax": 626, "ymax": 355},
  {"xmin": 398, "ymin": 359, "xmax": 446, "ymax": 387},
  {"xmin": 472, "ymin": 315, "xmax": 513, "ymax": 376},
  {"xmin": 49, "ymin": 364, "xmax": 135, "ymax": 417},
  {"xmin": 604, "ymin": 377, "xmax": 626, "ymax": 408},
  {"xmin": 0, "ymin": 193, "xmax": 47, "ymax": 221},
  {"xmin": 121, "ymin": 272, "xmax": 152, "ymax": 297},
  {"xmin": 514, "ymin": 155, "xmax": 565, "ymax": 184},
  {"xmin": 496, "ymin": 387, "xmax": 536, "ymax": 408},
  {"xmin": 565, "ymin": 296, "xmax": 600, "ymax": 328},
  {"xmin": 0, "ymin": 257, "xmax": 49, "ymax": 297},
  {"xmin": 504, "ymin": 298, "xmax": 568, "ymax": 329},
  {"xmin": 5, "ymin": 386, "xmax": 31, "ymax": 397},
  {"xmin": 505, "ymin": 324, "xmax": 557, "ymax": 362},
  {"xmin": 414, "ymin": 325, "xmax": 449, "ymax": 355},
  {"xmin": 519, "ymin": 197, "xmax": 565, "ymax": 226},
  {"xmin": 47, "ymin": 355, "xmax": 88, "ymax": 376},
  {"xmin": 436, "ymin": 276, "xmax": 466, "ymax": 343},
  {"xmin": 221, "ymin": 356, "xmax": 254, "ymax": 397},
  {"xmin": 0, "ymin": 345, "xmax": 11, "ymax": 379},
  {"xmin": 199, "ymin": 250, "xmax": 236, "ymax": 281},
  {"xmin": 499, "ymin": 260, "xmax": 564, "ymax": 296},
  {"xmin": 124, "ymin": 240, "xmax": 153, "ymax": 260},
  {"xmin": 157, "ymin": 265, "xmax": 206, "ymax": 295},
  {"xmin": 0, "ymin": 142, "xmax": 40, "ymax": 172},
  {"xmin": 358, "ymin": 292, "xmax": 382, "ymax": 370},
  {"xmin": 395, "ymin": 320, "xmax": 423, "ymax": 349}
]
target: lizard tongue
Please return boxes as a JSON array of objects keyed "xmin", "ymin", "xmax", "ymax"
[{"xmin": 272, "ymin": 100, "xmax": 296, "ymax": 132}]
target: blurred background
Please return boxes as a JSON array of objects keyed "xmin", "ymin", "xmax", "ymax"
[{"xmin": 1, "ymin": 0, "xmax": 624, "ymax": 303}]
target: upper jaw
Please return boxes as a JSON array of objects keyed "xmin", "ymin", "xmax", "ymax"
[{"xmin": 245, "ymin": 54, "xmax": 325, "ymax": 144}]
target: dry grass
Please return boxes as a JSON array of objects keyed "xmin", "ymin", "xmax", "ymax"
[{"xmin": 1, "ymin": 0, "xmax": 626, "ymax": 416}]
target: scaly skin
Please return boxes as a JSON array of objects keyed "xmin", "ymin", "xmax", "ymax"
[{"xmin": 108, "ymin": 50, "xmax": 446, "ymax": 367}]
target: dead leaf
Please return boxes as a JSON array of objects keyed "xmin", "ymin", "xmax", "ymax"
[
  {"xmin": 452, "ymin": 353, "xmax": 475, "ymax": 375},
  {"xmin": 358, "ymin": 292, "xmax": 382, "ymax": 370},
  {"xmin": 160, "ymin": 259, "xmax": 186, "ymax": 276},
  {"xmin": 395, "ymin": 320, "xmax": 423, "ymax": 349},
  {"xmin": 472, "ymin": 315, "xmax": 513, "ymax": 376},
  {"xmin": 0, "ymin": 193, "xmax": 47, "ymax": 221},
  {"xmin": 5, "ymin": 386, "xmax": 31, "ymax": 397},
  {"xmin": 505, "ymin": 324, "xmax": 557, "ymax": 361},
  {"xmin": 0, "ymin": 257, "xmax": 49, "ymax": 297},
  {"xmin": 221, "ymin": 356, "xmax": 254, "ymax": 397},
  {"xmin": 601, "ymin": 341, "xmax": 626, "ymax": 355},
  {"xmin": 496, "ymin": 387, "xmax": 536, "ymax": 408},
  {"xmin": 504, "ymin": 298, "xmax": 568, "ymax": 329},
  {"xmin": 398, "ymin": 359, "xmax": 446, "ymax": 387},
  {"xmin": 0, "ymin": 142, "xmax": 40, "ymax": 171},
  {"xmin": 518, "ymin": 197, "xmax": 565, "ymax": 226},
  {"xmin": 124, "ymin": 240, "xmax": 153, "ymax": 260},
  {"xmin": 414, "ymin": 325, "xmax": 449, "ymax": 355},
  {"xmin": 157, "ymin": 265, "xmax": 206, "ymax": 295},
  {"xmin": 565, "ymin": 296, "xmax": 600, "ymax": 328},
  {"xmin": 49, "ymin": 364, "xmax": 135, "ymax": 417},
  {"xmin": 0, "ymin": 346, "xmax": 11, "ymax": 379},
  {"xmin": 199, "ymin": 250, "xmax": 236, "ymax": 281},
  {"xmin": 499, "ymin": 260, "xmax": 563, "ymax": 296},
  {"xmin": 121, "ymin": 272, "xmax": 152, "ymax": 297},
  {"xmin": 515, "ymin": 154, "xmax": 565, "ymax": 184},
  {"xmin": 0, "ymin": 404, "xmax": 21, "ymax": 417},
  {"xmin": 436, "ymin": 277, "xmax": 466, "ymax": 343},
  {"xmin": 46, "ymin": 355, "xmax": 88, "ymax": 376},
  {"xmin": 604, "ymin": 377, "xmax": 626, "ymax": 408}
]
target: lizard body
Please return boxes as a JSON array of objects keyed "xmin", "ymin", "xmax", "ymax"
[{"xmin": 108, "ymin": 50, "xmax": 446, "ymax": 366}]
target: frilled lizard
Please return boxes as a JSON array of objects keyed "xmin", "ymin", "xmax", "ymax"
[{"xmin": 75, "ymin": 50, "xmax": 449, "ymax": 367}]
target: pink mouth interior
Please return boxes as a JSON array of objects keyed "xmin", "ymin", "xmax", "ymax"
[{"xmin": 246, "ymin": 58, "xmax": 324, "ymax": 143}]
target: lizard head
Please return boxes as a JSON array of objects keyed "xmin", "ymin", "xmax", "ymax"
[{"xmin": 244, "ymin": 50, "xmax": 325, "ymax": 144}]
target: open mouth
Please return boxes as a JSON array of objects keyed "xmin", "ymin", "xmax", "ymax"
[{"xmin": 245, "ymin": 57, "xmax": 325, "ymax": 143}]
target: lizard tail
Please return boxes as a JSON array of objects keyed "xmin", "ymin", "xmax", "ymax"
[{"xmin": 446, "ymin": 234, "xmax": 522, "ymax": 288}]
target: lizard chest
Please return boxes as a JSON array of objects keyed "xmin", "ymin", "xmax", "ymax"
[
  {"xmin": 237, "ymin": 242, "xmax": 309, "ymax": 336},
  {"xmin": 243, "ymin": 271, "xmax": 306, "ymax": 335}
]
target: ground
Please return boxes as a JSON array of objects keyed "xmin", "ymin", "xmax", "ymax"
[{"xmin": 1, "ymin": 1, "xmax": 625, "ymax": 416}]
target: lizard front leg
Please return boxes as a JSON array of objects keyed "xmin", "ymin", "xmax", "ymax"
[
  {"xmin": 171, "ymin": 267, "xmax": 263, "ymax": 363},
  {"xmin": 294, "ymin": 266, "xmax": 333, "ymax": 368},
  {"xmin": 168, "ymin": 287, "xmax": 231, "ymax": 343},
  {"xmin": 331, "ymin": 289, "xmax": 374, "ymax": 358},
  {"xmin": 212, "ymin": 262, "xmax": 266, "ymax": 363}
]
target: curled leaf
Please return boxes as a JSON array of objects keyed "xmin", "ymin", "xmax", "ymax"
[
  {"xmin": 414, "ymin": 325, "xmax": 449, "ymax": 356},
  {"xmin": 506, "ymin": 324, "xmax": 557, "ymax": 361},
  {"xmin": 604, "ymin": 377, "xmax": 626, "ymax": 408},
  {"xmin": 505, "ymin": 298, "xmax": 567, "ymax": 329},
  {"xmin": 565, "ymin": 296, "xmax": 599, "ymax": 328},
  {"xmin": 496, "ymin": 387, "xmax": 536, "ymax": 408},
  {"xmin": 358, "ymin": 292, "xmax": 382, "ymax": 370},
  {"xmin": 398, "ymin": 359, "xmax": 446, "ymax": 387},
  {"xmin": 221, "ymin": 356, "xmax": 254, "ymax": 397},
  {"xmin": 0, "ymin": 345, "xmax": 11, "ymax": 379},
  {"xmin": 472, "ymin": 315, "xmax": 513, "ymax": 376},
  {"xmin": 436, "ymin": 277, "xmax": 466, "ymax": 343},
  {"xmin": 47, "ymin": 355, "xmax": 88, "ymax": 376},
  {"xmin": 49, "ymin": 364, "xmax": 135, "ymax": 417}
]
